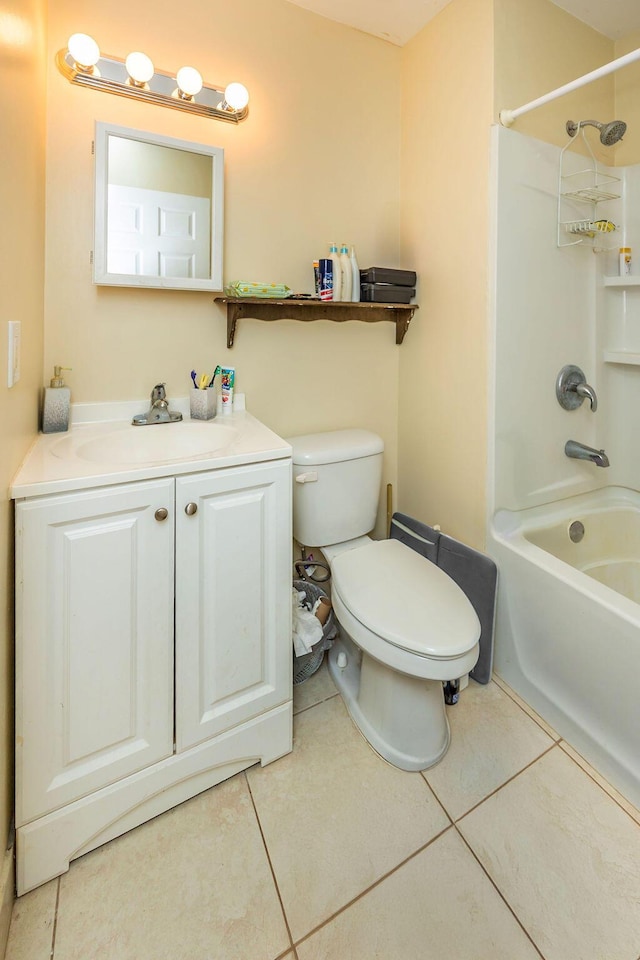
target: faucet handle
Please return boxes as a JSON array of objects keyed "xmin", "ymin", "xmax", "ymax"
[
  {"xmin": 556, "ymin": 365, "xmax": 598, "ymax": 412},
  {"xmin": 151, "ymin": 383, "xmax": 167, "ymax": 403}
]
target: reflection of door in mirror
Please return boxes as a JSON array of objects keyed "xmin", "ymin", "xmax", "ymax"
[
  {"xmin": 106, "ymin": 139, "xmax": 211, "ymax": 280},
  {"xmin": 94, "ymin": 124, "xmax": 224, "ymax": 291}
]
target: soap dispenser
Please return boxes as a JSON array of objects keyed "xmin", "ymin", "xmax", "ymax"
[{"xmin": 42, "ymin": 366, "xmax": 72, "ymax": 434}]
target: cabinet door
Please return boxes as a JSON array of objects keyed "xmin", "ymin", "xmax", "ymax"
[
  {"xmin": 16, "ymin": 479, "xmax": 175, "ymax": 825},
  {"xmin": 175, "ymin": 460, "xmax": 291, "ymax": 751}
]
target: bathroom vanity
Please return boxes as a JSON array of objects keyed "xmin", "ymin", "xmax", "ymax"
[{"xmin": 12, "ymin": 406, "xmax": 292, "ymax": 894}]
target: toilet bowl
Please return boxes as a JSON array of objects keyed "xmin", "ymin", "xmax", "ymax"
[
  {"xmin": 323, "ymin": 537, "xmax": 480, "ymax": 770},
  {"xmin": 287, "ymin": 428, "xmax": 481, "ymax": 771}
]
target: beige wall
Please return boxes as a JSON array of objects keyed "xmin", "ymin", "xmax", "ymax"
[
  {"xmin": 398, "ymin": 0, "xmax": 494, "ymax": 550},
  {"xmin": 44, "ymin": 0, "xmax": 402, "ymax": 533},
  {"xmin": 494, "ymin": 0, "xmax": 614, "ymax": 162},
  {"xmin": 615, "ymin": 30, "xmax": 640, "ymax": 167},
  {"xmin": 0, "ymin": 0, "xmax": 46, "ymax": 894}
]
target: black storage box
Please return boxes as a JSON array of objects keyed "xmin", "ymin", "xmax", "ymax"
[
  {"xmin": 360, "ymin": 266, "xmax": 417, "ymax": 287},
  {"xmin": 361, "ymin": 283, "xmax": 415, "ymax": 304}
]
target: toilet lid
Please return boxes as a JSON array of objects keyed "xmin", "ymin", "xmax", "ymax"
[{"xmin": 331, "ymin": 539, "xmax": 481, "ymax": 658}]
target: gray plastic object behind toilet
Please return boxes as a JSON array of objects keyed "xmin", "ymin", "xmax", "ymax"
[{"xmin": 389, "ymin": 512, "xmax": 497, "ymax": 684}]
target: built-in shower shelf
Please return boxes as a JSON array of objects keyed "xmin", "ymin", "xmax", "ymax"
[
  {"xmin": 603, "ymin": 351, "xmax": 640, "ymax": 366},
  {"xmin": 603, "ymin": 276, "xmax": 640, "ymax": 287}
]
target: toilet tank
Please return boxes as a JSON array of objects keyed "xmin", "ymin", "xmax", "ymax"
[{"xmin": 287, "ymin": 429, "xmax": 384, "ymax": 547}]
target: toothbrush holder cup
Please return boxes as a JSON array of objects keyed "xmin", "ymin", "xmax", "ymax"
[{"xmin": 190, "ymin": 387, "xmax": 217, "ymax": 421}]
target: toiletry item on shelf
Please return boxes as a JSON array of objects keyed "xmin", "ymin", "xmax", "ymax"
[
  {"xmin": 313, "ymin": 260, "xmax": 320, "ymax": 296},
  {"xmin": 42, "ymin": 366, "xmax": 72, "ymax": 434},
  {"xmin": 224, "ymin": 281, "xmax": 291, "ymax": 298},
  {"xmin": 359, "ymin": 266, "xmax": 417, "ymax": 304},
  {"xmin": 349, "ymin": 246, "xmax": 360, "ymax": 302},
  {"xmin": 619, "ymin": 247, "xmax": 632, "ymax": 276},
  {"xmin": 319, "ymin": 259, "xmax": 334, "ymax": 300},
  {"xmin": 360, "ymin": 267, "xmax": 417, "ymax": 286},
  {"xmin": 220, "ymin": 366, "xmax": 235, "ymax": 413},
  {"xmin": 329, "ymin": 242, "xmax": 342, "ymax": 301},
  {"xmin": 339, "ymin": 244, "xmax": 352, "ymax": 301}
]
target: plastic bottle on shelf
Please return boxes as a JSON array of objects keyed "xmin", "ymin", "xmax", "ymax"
[
  {"xmin": 349, "ymin": 245, "xmax": 360, "ymax": 302},
  {"xmin": 619, "ymin": 246, "xmax": 632, "ymax": 276},
  {"xmin": 339, "ymin": 244, "xmax": 352, "ymax": 302},
  {"xmin": 329, "ymin": 242, "xmax": 342, "ymax": 301}
]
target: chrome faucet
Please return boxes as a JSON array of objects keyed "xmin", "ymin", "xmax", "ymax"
[
  {"xmin": 132, "ymin": 383, "xmax": 183, "ymax": 425},
  {"xmin": 572, "ymin": 381, "xmax": 598, "ymax": 411},
  {"xmin": 556, "ymin": 365, "xmax": 598, "ymax": 412},
  {"xmin": 565, "ymin": 440, "xmax": 609, "ymax": 467}
]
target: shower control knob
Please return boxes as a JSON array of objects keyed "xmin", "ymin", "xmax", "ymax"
[
  {"xmin": 155, "ymin": 508, "xmax": 169, "ymax": 522},
  {"xmin": 185, "ymin": 502, "xmax": 198, "ymax": 516}
]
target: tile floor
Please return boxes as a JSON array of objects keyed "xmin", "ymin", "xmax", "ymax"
[{"xmin": 6, "ymin": 664, "xmax": 640, "ymax": 960}]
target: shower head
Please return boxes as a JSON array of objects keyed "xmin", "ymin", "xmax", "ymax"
[{"xmin": 566, "ymin": 118, "xmax": 627, "ymax": 145}]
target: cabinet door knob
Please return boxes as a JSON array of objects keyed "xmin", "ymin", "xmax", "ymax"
[
  {"xmin": 155, "ymin": 507, "xmax": 169, "ymax": 522},
  {"xmin": 185, "ymin": 502, "xmax": 198, "ymax": 516}
]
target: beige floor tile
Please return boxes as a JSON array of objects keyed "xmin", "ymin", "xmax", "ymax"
[
  {"xmin": 247, "ymin": 696, "xmax": 449, "ymax": 942},
  {"xmin": 492, "ymin": 672, "xmax": 560, "ymax": 740},
  {"xmin": 293, "ymin": 659, "xmax": 337, "ymax": 715},
  {"xmin": 459, "ymin": 746, "xmax": 640, "ymax": 960},
  {"xmin": 5, "ymin": 879, "xmax": 57, "ymax": 960},
  {"xmin": 54, "ymin": 774, "xmax": 290, "ymax": 960},
  {"xmin": 423, "ymin": 680, "xmax": 554, "ymax": 820},
  {"xmin": 559, "ymin": 741, "xmax": 640, "ymax": 825},
  {"xmin": 296, "ymin": 830, "xmax": 540, "ymax": 960}
]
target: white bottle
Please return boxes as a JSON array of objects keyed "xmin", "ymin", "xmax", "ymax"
[
  {"xmin": 349, "ymin": 245, "xmax": 360, "ymax": 302},
  {"xmin": 619, "ymin": 246, "xmax": 632, "ymax": 276},
  {"xmin": 339, "ymin": 244, "xmax": 352, "ymax": 302},
  {"xmin": 329, "ymin": 242, "xmax": 342, "ymax": 301}
]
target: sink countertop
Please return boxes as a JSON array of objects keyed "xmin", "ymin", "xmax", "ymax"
[{"xmin": 11, "ymin": 407, "xmax": 291, "ymax": 500}]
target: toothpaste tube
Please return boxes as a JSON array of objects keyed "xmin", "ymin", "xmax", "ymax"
[{"xmin": 220, "ymin": 366, "xmax": 235, "ymax": 413}]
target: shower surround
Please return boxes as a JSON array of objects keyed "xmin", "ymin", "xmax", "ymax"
[{"xmin": 488, "ymin": 124, "xmax": 640, "ymax": 807}]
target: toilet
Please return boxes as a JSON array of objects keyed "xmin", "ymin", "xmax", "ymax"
[{"xmin": 288, "ymin": 428, "xmax": 480, "ymax": 771}]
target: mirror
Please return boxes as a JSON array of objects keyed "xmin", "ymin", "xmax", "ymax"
[{"xmin": 94, "ymin": 123, "xmax": 223, "ymax": 290}]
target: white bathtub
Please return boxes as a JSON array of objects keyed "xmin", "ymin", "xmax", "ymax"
[{"xmin": 490, "ymin": 486, "xmax": 640, "ymax": 807}]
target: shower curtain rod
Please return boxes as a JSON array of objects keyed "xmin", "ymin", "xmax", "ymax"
[{"xmin": 499, "ymin": 46, "xmax": 640, "ymax": 127}]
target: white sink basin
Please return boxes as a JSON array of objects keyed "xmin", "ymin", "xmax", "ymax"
[{"xmin": 52, "ymin": 421, "xmax": 238, "ymax": 465}]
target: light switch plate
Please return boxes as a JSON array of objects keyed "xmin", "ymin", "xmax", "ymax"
[{"xmin": 8, "ymin": 321, "xmax": 21, "ymax": 387}]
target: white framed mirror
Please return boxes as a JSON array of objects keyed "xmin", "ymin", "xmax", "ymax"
[{"xmin": 94, "ymin": 123, "xmax": 224, "ymax": 290}]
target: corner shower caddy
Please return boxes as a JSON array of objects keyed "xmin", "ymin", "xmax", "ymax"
[{"xmin": 557, "ymin": 129, "xmax": 620, "ymax": 250}]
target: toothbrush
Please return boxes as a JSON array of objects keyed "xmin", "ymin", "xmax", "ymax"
[
  {"xmin": 208, "ymin": 365, "xmax": 221, "ymax": 387},
  {"xmin": 190, "ymin": 370, "xmax": 198, "ymax": 389}
]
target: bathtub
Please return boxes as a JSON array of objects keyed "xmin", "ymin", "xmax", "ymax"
[{"xmin": 489, "ymin": 486, "xmax": 640, "ymax": 808}]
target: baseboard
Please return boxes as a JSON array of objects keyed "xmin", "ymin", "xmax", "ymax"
[{"xmin": 0, "ymin": 840, "xmax": 14, "ymax": 960}]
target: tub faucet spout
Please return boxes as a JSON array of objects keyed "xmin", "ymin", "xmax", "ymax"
[{"xmin": 565, "ymin": 440, "xmax": 609, "ymax": 467}]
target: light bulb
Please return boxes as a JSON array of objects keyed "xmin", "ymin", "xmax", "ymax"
[
  {"xmin": 176, "ymin": 66, "xmax": 203, "ymax": 99},
  {"xmin": 67, "ymin": 33, "xmax": 100, "ymax": 70},
  {"xmin": 223, "ymin": 82, "xmax": 249, "ymax": 111},
  {"xmin": 125, "ymin": 51, "xmax": 154, "ymax": 85}
]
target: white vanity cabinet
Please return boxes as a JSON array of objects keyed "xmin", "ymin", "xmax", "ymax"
[
  {"xmin": 15, "ymin": 455, "xmax": 292, "ymax": 894},
  {"xmin": 16, "ymin": 478, "xmax": 176, "ymax": 826}
]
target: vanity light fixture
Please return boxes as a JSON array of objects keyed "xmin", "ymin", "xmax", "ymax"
[
  {"xmin": 56, "ymin": 33, "xmax": 249, "ymax": 123},
  {"xmin": 125, "ymin": 51, "xmax": 154, "ymax": 88}
]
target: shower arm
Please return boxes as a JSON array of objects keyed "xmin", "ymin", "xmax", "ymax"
[{"xmin": 499, "ymin": 46, "xmax": 640, "ymax": 127}]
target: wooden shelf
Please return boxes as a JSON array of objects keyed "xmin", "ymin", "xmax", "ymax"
[{"xmin": 214, "ymin": 297, "xmax": 418, "ymax": 347}]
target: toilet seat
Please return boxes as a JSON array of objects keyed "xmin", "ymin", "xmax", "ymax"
[{"xmin": 331, "ymin": 539, "xmax": 481, "ymax": 680}]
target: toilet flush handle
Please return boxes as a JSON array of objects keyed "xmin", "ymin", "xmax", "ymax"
[{"xmin": 295, "ymin": 471, "xmax": 318, "ymax": 483}]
